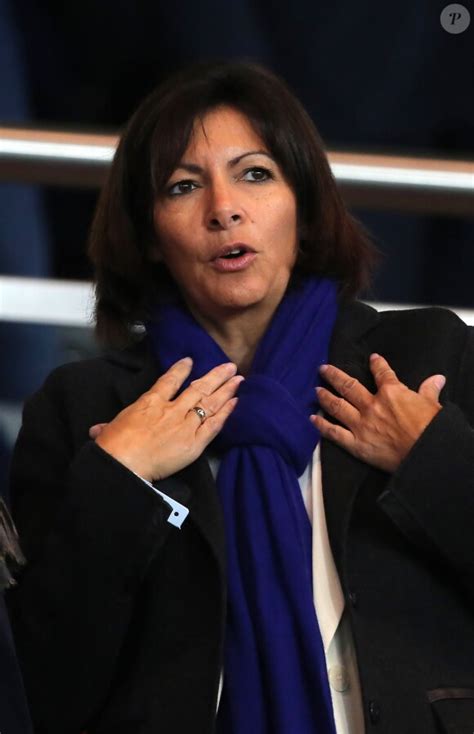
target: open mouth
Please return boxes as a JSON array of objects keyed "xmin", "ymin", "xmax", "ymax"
[
  {"xmin": 212, "ymin": 244, "xmax": 256, "ymax": 261},
  {"xmin": 211, "ymin": 247, "xmax": 257, "ymax": 271},
  {"xmin": 220, "ymin": 247, "xmax": 247, "ymax": 259}
]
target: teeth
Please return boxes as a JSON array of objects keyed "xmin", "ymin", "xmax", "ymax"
[{"xmin": 221, "ymin": 248, "xmax": 245, "ymax": 259}]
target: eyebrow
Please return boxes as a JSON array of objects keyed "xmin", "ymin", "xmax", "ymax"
[{"xmin": 174, "ymin": 150, "xmax": 275, "ymax": 174}]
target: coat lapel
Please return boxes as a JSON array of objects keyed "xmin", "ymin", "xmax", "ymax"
[
  {"xmin": 320, "ymin": 300, "xmax": 380, "ymax": 575},
  {"xmin": 109, "ymin": 340, "xmax": 226, "ymax": 580},
  {"xmin": 107, "ymin": 298, "xmax": 380, "ymax": 583}
]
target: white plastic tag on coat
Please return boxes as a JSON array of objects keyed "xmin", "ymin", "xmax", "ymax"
[
  {"xmin": 151, "ymin": 486, "xmax": 189, "ymax": 529},
  {"xmin": 133, "ymin": 472, "xmax": 190, "ymax": 529}
]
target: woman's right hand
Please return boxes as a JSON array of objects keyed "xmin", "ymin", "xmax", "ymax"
[{"xmin": 92, "ymin": 357, "xmax": 243, "ymax": 482}]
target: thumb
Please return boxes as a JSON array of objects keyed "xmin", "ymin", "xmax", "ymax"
[
  {"xmin": 89, "ymin": 422, "xmax": 108, "ymax": 440},
  {"xmin": 418, "ymin": 374, "xmax": 446, "ymax": 402}
]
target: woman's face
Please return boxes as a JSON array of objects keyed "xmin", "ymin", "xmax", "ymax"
[{"xmin": 152, "ymin": 105, "xmax": 299, "ymax": 323}]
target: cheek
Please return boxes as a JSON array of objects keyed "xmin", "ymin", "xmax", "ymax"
[
  {"xmin": 154, "ymin": 217, "xmax": 191, "ymax": 263},
  {"xmin": 155, "ymin": 216, "xmax": 178, "ymax": 245},
  {"xmin": 269, "ymin": 198, "xmax": 298, "ymax": 250},
  {"xmin": 154, "ymin": 204, "xmax": 189, "ymax": 244}
]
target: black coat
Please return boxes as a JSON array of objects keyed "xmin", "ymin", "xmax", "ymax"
[
  {"xmin": 0, "ymin": 595, "xmax": 33, "ymax": 734},
  {"xmin": 7, "ymin": 301, "xmax": 474, "ymax": 734}
]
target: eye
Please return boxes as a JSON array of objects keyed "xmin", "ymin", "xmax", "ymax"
[
  {"xmin": 241, "ymin": 166, "xmax": 273, "ymax": 183},
  {"xmin": 166, "ymin": 180, "xmax": 199, "ymax": 196}
]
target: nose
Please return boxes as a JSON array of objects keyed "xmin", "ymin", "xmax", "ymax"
[
  {"xmin": 208, "ymin": 210, "xmax": 242, "ymax": 230},
  {"xmin": 205, "ymin": 179, "xmax": 245, "ymax": 231}
]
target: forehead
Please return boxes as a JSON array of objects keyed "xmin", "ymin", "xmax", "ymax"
[{"xmin": 183, "ymin": 106, "xmax": 267, "ymax": 158}]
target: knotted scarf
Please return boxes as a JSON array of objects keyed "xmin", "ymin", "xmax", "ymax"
[{"xmin": 146, "ymin": 275, "xmax": 339, "ymax": 734}]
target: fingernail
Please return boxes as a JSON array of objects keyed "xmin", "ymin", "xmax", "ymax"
[
  {"xmin": 223, "ymin": 362, "xmax": 237, "ymax": 373},
  {"xmin": 434, "ymin": 375, "xmax": 446, "ymax": 390},
  {"xmin": 181, "ymin": 356, "xmax": 193, "ymax": 365},
  {"xmin": 319, "ymin": 364, "xmax": 328, "ymax": 373},
  {"xmin": 370, "ymin": 353, "xmax": 380, "ymax": 360}
]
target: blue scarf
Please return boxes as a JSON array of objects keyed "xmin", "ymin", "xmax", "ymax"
[{"xmin": 147, "ymin": 275, "xmax": 339, "ymax": 734}]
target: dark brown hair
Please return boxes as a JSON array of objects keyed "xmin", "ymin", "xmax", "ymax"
[{"xmin": 88, "ymin": 60, "xmax": 378, "ymax": 345}]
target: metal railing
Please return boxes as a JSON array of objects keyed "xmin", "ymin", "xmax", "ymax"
[
  {"xmin": 1, "ymin": 276, "xmax": 473, "ymax": 328},
  {"xmin": 0, "ymin": 127, "xmax": 473, "ymax": 215},
  {"xmin": 0, "ymin": 129, "xmax": 473, "ymax": 331}
]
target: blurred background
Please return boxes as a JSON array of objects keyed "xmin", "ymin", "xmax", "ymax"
[{"xmin": 0, "ymin": 0, "xmax": 473, "ymax": 492}]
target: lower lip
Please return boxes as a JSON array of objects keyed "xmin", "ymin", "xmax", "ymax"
[{"xmin": 211, "ymin": 252, "xmax": 257, "ymax": 272}]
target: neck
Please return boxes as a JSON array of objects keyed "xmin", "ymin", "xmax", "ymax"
[{"xmin": 186, "ymin": 302, "xmax": 277, "ymax": 376}]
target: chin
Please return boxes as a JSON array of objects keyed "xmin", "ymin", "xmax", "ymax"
[{"xmin": 210, "ymin": 282, "xmax": 271, "ymax": 311}]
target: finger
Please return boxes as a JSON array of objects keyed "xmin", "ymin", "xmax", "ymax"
[
  {"xmin": 369, "ymin": 353, "xmax": 400, "ymax": 388},
  {"xmin": 319, "ymin": 364, "xmax": 372, "ymax": 410},
  {"xmin": 147, "ymin": 357, "xmax": 195, "ymax": 400},
  {"xmin": 197, "ymin": 397, "xmax": 239, "ymax": 441},
  {"xmin": 310, "ymin": 414, "xmax": 358, "ymax": 455},
  {"xmin": 89, "ymin": 423, "xmax": 108, "ymax": 439},
  {"xmin": 316, "ymin": 386, "xmax": 360, "ymax": 429},
  {"xmin": 176, "ymin": 362, "xmax": 238, "ymax": 412},
  {"xmin": 185, "ymin": 374, "xmax": 245, "ymax": 422},
  {"xmin": 418, "ymin": 374, "xmax": 446, "ymax": 403}
]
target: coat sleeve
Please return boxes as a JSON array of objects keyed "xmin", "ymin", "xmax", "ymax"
[
  {"xmin": 6, "ymin": 367, "xmax": 177, "ymax": 734},
  {"xmin": 377, "ymin": 325, "xmax": 474, "ymax": 592}
]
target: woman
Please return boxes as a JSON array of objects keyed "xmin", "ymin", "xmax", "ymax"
[{"xmin": 7, "ymin": 61, "xmax": 474, "ymax": 734}]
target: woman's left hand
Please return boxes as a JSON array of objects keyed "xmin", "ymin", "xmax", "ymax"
[{"xmin": 310, "ymin": 353, "xmax": 446, "ymax": 473}]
